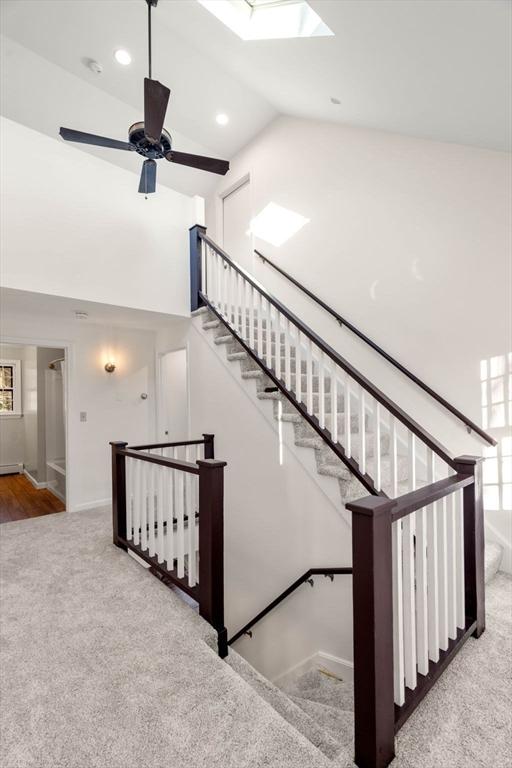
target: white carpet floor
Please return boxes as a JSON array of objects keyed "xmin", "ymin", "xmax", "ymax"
[{"xmin": 1, "ymin": 506, "xmax": 510, "ymax": 768}]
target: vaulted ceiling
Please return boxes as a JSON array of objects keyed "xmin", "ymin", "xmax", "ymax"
[{"xmin": 1, "ymin": 0, "xmax": 510, "ymax": 197}]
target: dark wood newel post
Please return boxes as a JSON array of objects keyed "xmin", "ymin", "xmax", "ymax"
[
  {"xmin": 202, "ymin": 433, "xmax": 215, "ymax": 459},
  {"xmin": 189, "ymin": 224, "xmax": 207, "ymax": 312},
  {"xmin": 110, "ymin": 441, "xmax": 128, "ymax": 550},
  {"xmin": 453, "ymin": 455, "xmax": 485, "ymax": 637},
  {"xmin": 346, "ymin": 495, "xmax": 397, "ymax": 768},
  {"xmin": 197, "ymin": 458, "xmax": 228, "ymax": 658}
]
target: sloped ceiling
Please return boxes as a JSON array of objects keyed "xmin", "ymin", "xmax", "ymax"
[{"xmin": 0, "ymin": 0, "xmax": 509, "ymax": 198}]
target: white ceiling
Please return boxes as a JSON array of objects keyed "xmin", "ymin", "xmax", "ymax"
[
  {"xmin": 0, "ymin": 0, "xmax": 509, "ymax": 198},
  {"xmin": 0, "ymin": 287, "xmax": 186, "ymax": 331}
]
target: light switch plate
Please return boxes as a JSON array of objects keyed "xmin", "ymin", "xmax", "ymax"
[{"xmin": 80, "ymin": 412, "xmax": 87, "ymax": 422}]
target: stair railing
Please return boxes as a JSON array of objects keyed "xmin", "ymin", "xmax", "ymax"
[
  {"xmin": 190, "ymin": 227, "xmax": 486, "ymax": 768},
  {"xmin": 255, "ymin": 248, "xmax": 496, "ymax": 448},
  {"xmin": 190, "ymin": 225, "xmax": 458, "ymax": 498},
  {"xmin": 347, "ymin": 456, "xmax": 484, "ymax": 768},
  {"xmin": 111, "ymin": 434, "xmax": 228, "ymax": 658}
]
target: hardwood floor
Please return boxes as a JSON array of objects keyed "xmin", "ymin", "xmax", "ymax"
[{"xmin": 0, "ymin": 473, "xmax": 65, "ymax": 524}]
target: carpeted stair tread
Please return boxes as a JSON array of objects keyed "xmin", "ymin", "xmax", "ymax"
[
  {"xmin": 484, "ymin": 541, "xmax": 503, "ymax": 584},
  {"xmin": 227, "ymin": 650, "xmax": 347, "ymax": 761},
  {"xmin": 280, "ymin": 669, "xmax": 355, "ymax": 712},
  {"xmin": 289, "ymin": 695, "xmax": 354, "ymax": 752}
]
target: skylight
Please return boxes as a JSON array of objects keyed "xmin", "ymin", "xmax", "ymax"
[{"xmin": 197, "ymin": 0, "xmax": 334, "ymax": 41}]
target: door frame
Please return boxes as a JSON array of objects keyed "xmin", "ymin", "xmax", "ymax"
[
  {"xmin": 155, "ymin": 343, "xmax": 190, "ymax": 443},
  {"xmin": 216, "ymin": 172, "xmax": 253, "ymax": 253},
  {"xmin": 1, "ymin": 334, "xmax": 71, "ymax": 512}
]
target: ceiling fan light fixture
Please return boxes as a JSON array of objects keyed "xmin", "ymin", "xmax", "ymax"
[{"xmin": 114, "ymin": 49, "xmax": 132, "ymax": 66}]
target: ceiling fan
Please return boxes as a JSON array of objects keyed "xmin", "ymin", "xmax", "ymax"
[{"xmin": 59, "ymin": 0, "xmax": 229, "ymax": 195}]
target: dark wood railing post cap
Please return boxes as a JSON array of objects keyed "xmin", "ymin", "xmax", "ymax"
[
  {"xmin": 197, "ymin": 459, "xmax": 227, "ymax": 469},
  {"xmin": 189, "ymin": 223, "xmax": 207, "ymax": 233},
  {"xmin": 110, "ymin": 441, "xmax": 128, "ymax": 448},
  {"xmin": 202, "ymin": 433, "xmax": 214, "ymax": 441},
  {"xmin": 346, "ymin": 495, "xmax": 397, "ymax": 517},
  {"xmin": 454, "ymin": 455, "xmax": 484, "ymax": 473}
]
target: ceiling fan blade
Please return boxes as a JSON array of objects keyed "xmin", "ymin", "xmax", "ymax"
[
  {"xmin": 144, "ymin": 78, "xmax": 170, "ymax": 144},
  {"xmin": 138, "ymin": 159, "xmax": 157, "ymax": 194},
  {"xmin": 59, "ymin": 127, "xmax": 133, "ymax": 151},
  {"xmin": 165, "ymin": 150, "xmax": 229, "ymax": 176}
]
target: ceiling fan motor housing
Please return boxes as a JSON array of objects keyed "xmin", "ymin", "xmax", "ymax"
[{"xmin": 128, "ymin": 121, "xmax": 171, "ymax": 159}]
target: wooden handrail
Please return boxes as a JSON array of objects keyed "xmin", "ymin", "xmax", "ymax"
[
  {"xmin": 200, "ymin": 232, "xmax": 457, "ymax": 470},
  {"xmin": 255, "ymin": 248, "xmax": 496, "ymax": 448},
  {"xmin": 119, "ymin": 448, "xmax": 200, "ymax": 474},
  {"xmin": 228, "ymin": 567, "xmax": 352, "ymax": 646}
]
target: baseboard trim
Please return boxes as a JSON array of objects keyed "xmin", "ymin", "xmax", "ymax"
[
  {"xmin": 69, "ymin": 498, "xmax": 110, "ymax": 513},
  {"xmin": 272, "ymin": 650, "xmax": 354, "ymax": 687},
  {"xmin": 0, "ymin": 464, "xmax": 23, "ymax": 476},
  {"xmin": 23, "ymin": 469, "xmax": 48, "ymax": 489}
]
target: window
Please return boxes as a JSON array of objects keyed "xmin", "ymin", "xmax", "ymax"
[
  {"xmin": 197, "ymin": 0, "xmax": 334, "ymax": 41},
  {"xmin": 0, "ymin": 359, "xmax": 22, "ymax": 416}
]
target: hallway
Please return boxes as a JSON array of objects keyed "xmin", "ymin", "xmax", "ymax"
[{"xmin": 0, "ymin": 474, "xmax": 65, "ymax": 523}]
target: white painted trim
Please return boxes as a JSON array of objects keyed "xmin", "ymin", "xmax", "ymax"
[
  {"xmin": 272, "ymin": 650, "xmax": 354, "ymax": 687},
  {"xmin": 486, "ymin": 520, "xmax": 511, "ymax": 574},
  {"xmin": 68, "ymin": 498, "xmax": 110, "ymax": 513},
  {"xmin": 0, "ymin": 463, "xmax": 23, "ymax": 475},
  {"xmin": 23, "ymin": 468, "xmax": 48, "ymax": 489}
]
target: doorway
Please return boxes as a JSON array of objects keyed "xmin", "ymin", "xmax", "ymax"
[
  {"xmin": 158, "ymin": 348, "xmax": 189, "ymax": 443},
  {"xmin": 0, "ymin": 343, "xmax": 67, "ymax": 522},
  {"xmin": 222, "ymin": 177, "xmax": 253, "ymax": 272}
]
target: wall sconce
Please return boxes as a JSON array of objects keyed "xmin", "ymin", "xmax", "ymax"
[{"xmin": 104, "ymin": 362, "xmax": 116, "ymax": 373}]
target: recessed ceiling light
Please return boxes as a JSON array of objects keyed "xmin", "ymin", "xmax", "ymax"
[
  {"xmin": 114, "ymin": 49, "xmax": 132, "ymax": 66},
  {"xmin": 216, "ymin": 113, "xmax": 229, "ymax": 126}
]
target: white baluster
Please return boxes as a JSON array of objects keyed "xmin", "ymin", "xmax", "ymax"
[
  {"xmin": 344, "ymin": 375, "xmax": 352, "ymax": 458},
  {"xmin": 359, "ymin": 389, "xmax": 366, "ymax": 475},
  {"xmin": 285, "ymin": 319, "xmax": 292, "ymax": 390},
  {"xmin": 438, "ymin": 495, "xmax": 449, "ymax": 651},
  {"xmin": 295, "ymin": 331, "xmax": 302, "ymax": 403},
  {"xmin": 455, "ymin": 488, "xmax": 465, "ymax": 629},
  {"xmin": 176, "ymin": 471, "xmax": 185, "ymax": 578},
  {"xmin": 249, "ymin": 286, "xmax": 255, "ymax": 351},
  {"xmin": 241, "ymin": 278, "xmax": 247, "ymax": 341},
  {"xmin": 392, "ymin": 518, "xmax": 405, "ymax": 705},
  {"xmin": 390, "ymin": 416, "xmax": 398, "ymax": 496},
  {"xmin": 275, "ymin": 312, "xmax": 282, "ymax": 381},
  {"xmin": 257, "ymin": 293, "xmax": 263, "ymax": 359},
  {"xmin": 140, "ymin": 460, "xmax": 148, "ymax": 551},
  {"xmin": 265, "ymin": 300, "xmax": 273, "ymax": 369},
  {"xmin": 426, "ymin": 451, "xmax": 440, "ymax": 662},
  {"xmin": 133, "ymin": 458, "xmax": 141, "ymax": 546},
  {"xmin": 166, "ymin": 450, "xmax": 175, "ymax": 571},
  {"xmin": 156, "ymin": 463, "xmax": 164, "ymax": 563},
  {"xmin": 446, "ymin": 491, "xmax": 457, "ymax": 640},
  {"xmin": 373, "ymin": 401, "xmax": 381, "ymax": 489},
  {"xmin": 331, "ymin": 367, "xmax": 338, "ymax": 443},
  {"xmin": 319, "ymin": 352, "xmax": 326, "ymax": 429},
  {"xmin": 306, "ymin": 338, "xmax": 313, "ymax": 414},
  {"xmin": 415, "ymin": 498, "xmax": 429, "ymax": 675},
  {"xmin": 403, "ymin": 431, "xmax": 417, "ymax": 689},
  {"xmin": 148, "ymin": 459, "xmax": 156, "ymax": 557},
  {"xmin": 126, "ymin": 457, "xmax": 133, "ymax": 541}
]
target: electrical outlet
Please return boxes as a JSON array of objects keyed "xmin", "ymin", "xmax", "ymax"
[{"xmin": 80, "ymin": 412, "xmax": 87, "ymax": 422}]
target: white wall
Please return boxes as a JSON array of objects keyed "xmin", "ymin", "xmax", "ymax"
[
  {"xmin": 206, "ymin": 115, "xmax": 512, "ymax": 569},
  {"xmin": 22, "ymin": 345, "xmax": 38, "ymax": 475},
  {"xmin": 0, "ymin": 116, "xmax": 196, "ymax": 317},
  {"xmin": 156, "ymin": 316, "xmax": 355, "ymax": 681},
  {"xmin": 1, "ymin": 297, "xmax": 160, "ymax": 512}
]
